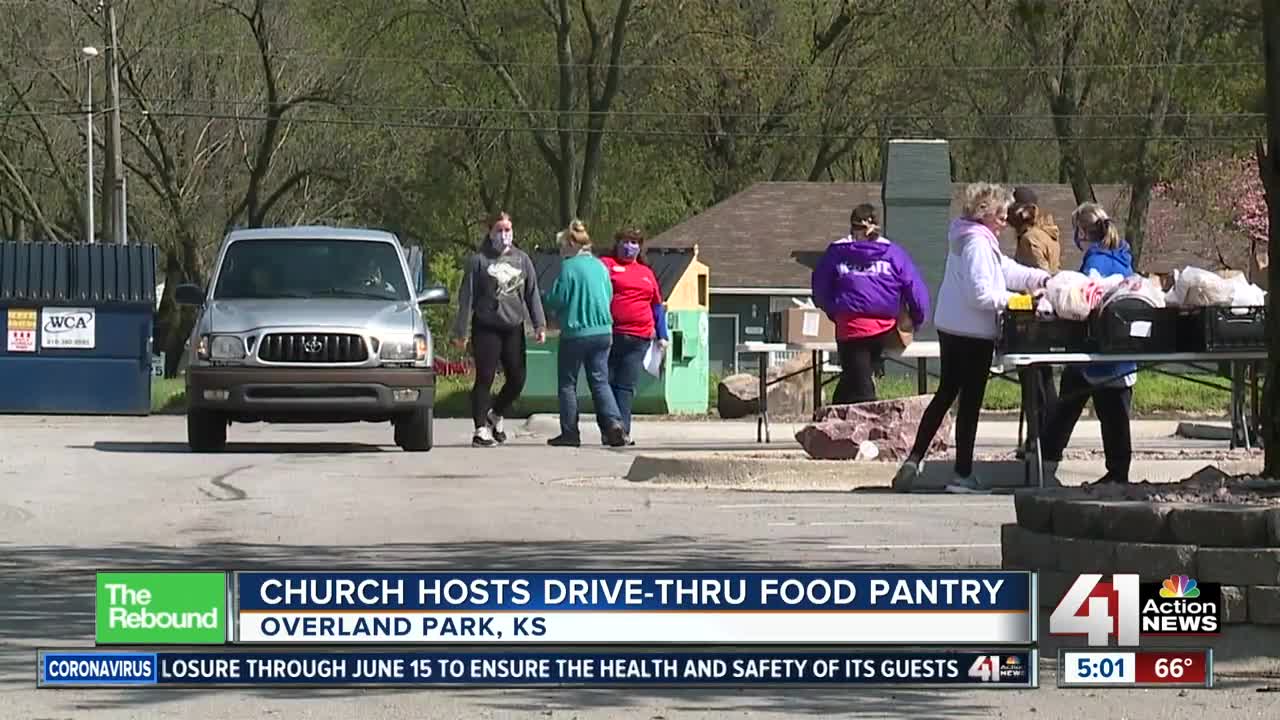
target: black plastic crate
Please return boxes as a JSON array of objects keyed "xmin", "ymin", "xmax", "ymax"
[
  {"xmin": 999, "ymin": 310, "xmax": 1092, "ymax": 353},
  {"xmin": 1175, "ymin": 306, "xmax": 1267, "ymax": 352},
  {"xmin": 1091, "ymin": 299, "xmax": 1179, "ymax": 353}
]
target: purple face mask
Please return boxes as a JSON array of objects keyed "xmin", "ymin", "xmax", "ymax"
[{"xmin": 618, "ymin": 241, "xmax": 641, "ymax": 260}]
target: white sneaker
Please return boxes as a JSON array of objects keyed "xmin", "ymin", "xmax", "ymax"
[
  {"xmin": 486, "ymin": 410, "xmax": 506, "ymax": 443},
  {"xmin": 892, "ymin": 460, "xmax": 923, "ymax": 493},
  {"xmin": 472, "ymin": 426, "xmax": 496, "ymax": 448},
  {"xmin": 945, "ymin": 475, "xmax": 991, "ymax": 494}
]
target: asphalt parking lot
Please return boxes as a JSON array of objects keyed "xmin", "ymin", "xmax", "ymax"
[{"xmin": 1, "ymin": 416, "xmax": 1275, "ymax": 718}]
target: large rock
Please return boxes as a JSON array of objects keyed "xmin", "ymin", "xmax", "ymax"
[
  {"xmin": 794, "ymin": 395, "xmax": 950, "ymax": 461},
  {"xmin": 716, "ymin": 354, "xmax": 814, "ymax": 419}
]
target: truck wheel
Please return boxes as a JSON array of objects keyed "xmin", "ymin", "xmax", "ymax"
[
  {"xmin": 396, "ymin": 407, "xmax": 433, "ymax": 452},
  {"xmin": 188, "ymin": 410, "xmax": 227, "ymax": 452}
]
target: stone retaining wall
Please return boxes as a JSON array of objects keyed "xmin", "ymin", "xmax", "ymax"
[{"xmin": 1002, "ymin": 490, "xmax": 1280, "ymax": 624}]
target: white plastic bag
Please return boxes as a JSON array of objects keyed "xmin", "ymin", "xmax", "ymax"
[
  {"xmin": 1045, "ymin": 271, "xmax": 1097, "ymax": 320},
  {"xmin": 1231, "ymin": 282, "xmax": 1267, "ymax": 310},
  {"xmin": 642, "ymin": 340, "xmax": 664, "ymax": 378},
  {"xmin": 1168, "ymin": 266, "xmax": 1237, "ymax": 307},
  {"xmin": 1102, "ymin": 275, "xmax": 1166, "ymax": 309}
]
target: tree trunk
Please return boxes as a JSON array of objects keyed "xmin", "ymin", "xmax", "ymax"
[
  {"xmin": 1261, "ymin": 0, "xmax": 1280, "ymax": 476},
  {"xmin": 1126, "ymin": 176, "xmax": 1155, "ymax": 270}
]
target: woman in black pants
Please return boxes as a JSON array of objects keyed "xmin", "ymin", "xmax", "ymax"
[
  {"xmin": 893, "ymin": 184, "xmax": 1050, "ymax": 494},
  {"xmin": 451, "ymin": 211, "xmax": 547, "ymax": 447}
]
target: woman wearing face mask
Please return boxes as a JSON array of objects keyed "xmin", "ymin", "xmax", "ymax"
[
  {"xmin": 452, "ymin": 211, "xmax": 547, "ymax": 448},
  {"xmin": 542, "ymin": 220, "xmax": 627, "ymax": 448},
  {"xmin": 1039, "ymin": 202, "xmax": 1136, "ymax": 484},
  {"xmin": 600, "ymin": 229, "xmax": 669, "ymax": 444},
  {"xmin": 812, "ymin": 203, "xmax": 930, "ymax": 405}
]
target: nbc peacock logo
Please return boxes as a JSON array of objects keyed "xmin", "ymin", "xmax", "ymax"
[{"xmin": 1159, "ymin": 575, "xmax": 1201, "ymax": 599}]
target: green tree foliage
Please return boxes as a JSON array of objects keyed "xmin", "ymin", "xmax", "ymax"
[{"xmin": 0, "ymin": 0, "xmax": 1264, "ymax": 353}]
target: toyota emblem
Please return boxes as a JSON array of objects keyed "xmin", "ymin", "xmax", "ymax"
[{"xmin": 302, "ymin": 338, "xmax": 324, "ymax": 354}]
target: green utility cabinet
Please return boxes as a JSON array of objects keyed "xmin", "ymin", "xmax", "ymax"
[
  {"xmin": 882, "ymin": 138, "xmax": 952, "ymax": 341},
  {"xmin": 526, "ymin": 248, "xmax": 710, "ymax": 415}
]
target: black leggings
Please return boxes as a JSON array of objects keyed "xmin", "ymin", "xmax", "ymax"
[
  {"xmin": 908, "ymin": 331, "xmax": 995, "ymax": 478},
  {"xmin": 471, "ymin": 323, "xmax": 526, "ymax": 428},
  {"xmin": 1042, "ymin": 367, "xmax": 1133, "ymax": 481},
  {"xmin": 833, "ymin": 330, "xmax": 893, "ymax": 405}
]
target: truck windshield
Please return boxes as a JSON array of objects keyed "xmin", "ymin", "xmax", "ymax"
[{"xmin": 213, "ymin": 239, "xmax": 411, "ymax": 301}]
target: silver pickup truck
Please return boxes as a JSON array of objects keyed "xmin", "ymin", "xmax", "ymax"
[{"xmin": 176, "ymin": 227, "xmax": 449, "ymax": 452}]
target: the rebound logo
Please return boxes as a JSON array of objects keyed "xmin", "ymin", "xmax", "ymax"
[{"xmin": 96, "ymin": 572, "xmax": 226, "ymax": 644}]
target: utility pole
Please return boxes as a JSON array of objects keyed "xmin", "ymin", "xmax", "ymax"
[
  {"xmin": 81, "ymin": 47, "xmax": 100, "ymax": 244},
  {"xmin": 105, "ymin": 0, "xmax": 126, "ymax": 244}
]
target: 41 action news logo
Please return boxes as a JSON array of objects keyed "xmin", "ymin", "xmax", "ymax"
[
  {"xmin": 1049, "ymin": 573, "xmax": 1221, "ymax": 646},
  {"xmin": 96, "ymin": 572, "xmax": 227, "ymax": 644}
]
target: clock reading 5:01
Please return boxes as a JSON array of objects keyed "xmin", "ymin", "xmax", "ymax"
[{"xmin": 1077, "ymin": 657, "xmax": 1125, "ymax": 678}]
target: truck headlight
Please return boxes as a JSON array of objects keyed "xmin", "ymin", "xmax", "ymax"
[
  {"xmin": 380, "ymin": 335, "xmax": 428, "ymax": 362},
  {"xmin": 198, "ymin": 335, "xmax": 245, "ymax": 360}
]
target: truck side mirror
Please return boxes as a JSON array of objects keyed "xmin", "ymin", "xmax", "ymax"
[
  {"xmin": 417, "ymin": 286, "xmax": 449, "ymax": 305},
  {"xmin": 175, "ymin": 284, "xmax": 206, "ymax": 306}
]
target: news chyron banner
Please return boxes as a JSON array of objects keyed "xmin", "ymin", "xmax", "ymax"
[
  {"xmin": 38, "ymin": 649, "xmax": 1037, "ymax": 688},
  {"xmin": 38, "ymin": 570, "xmax": 1038, "ymax": 689},
  {"xmin": 232, "ymin": 571, "xmax": 1034, "ymax": 645}
]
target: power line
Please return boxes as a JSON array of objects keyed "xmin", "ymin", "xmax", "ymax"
[
  {"xmin": 118, "ymin": 108, "xmax": 1265, "ymax": 142},
  {"xmin": 7, "ymin": 45, "xmax": 1266, "ymax": 73},
  {"xmin": 113, "ymin": 96, "xmax": 1270, "ymax": 122}
]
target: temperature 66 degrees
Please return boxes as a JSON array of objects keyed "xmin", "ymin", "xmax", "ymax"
[{"xmin": 1134, "ymin": 651, "xmax": 1209, "ymax": 685}]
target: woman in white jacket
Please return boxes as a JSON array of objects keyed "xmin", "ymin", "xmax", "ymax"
[{"xmin": 894, "ymin": 183, "xmax": 1050, "ymax": 494}]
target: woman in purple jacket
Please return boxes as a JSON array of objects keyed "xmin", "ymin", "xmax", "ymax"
[{"xmin": 812, "ymin": 204, "xmax": 931, "ymax": 404}]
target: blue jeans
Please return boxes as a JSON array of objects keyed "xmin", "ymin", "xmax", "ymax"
[
  {"xmin": 608, "ymin": 333, "xmax": 650, "ymax": 435},
  {"xmin": 558, "ymin": 334, "xmax": 623, "ymax": 439}
]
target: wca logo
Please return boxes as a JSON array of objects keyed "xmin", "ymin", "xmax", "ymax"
[
  {"xmin": 1049, "ymin": 573, "xmax": 1220, "ymax": 647},
  {"xmin": 43, "ymin": 311, "xmax": 92, "ymax": 333}
]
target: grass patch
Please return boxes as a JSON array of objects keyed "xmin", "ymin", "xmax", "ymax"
[
  {"xmin": 871, "ymin": 370, "xmax": 1231, "ymax": 415},
  {"xmin": 151, "ymin": 368, "xmax": 1235, "ymax": 417},
  {"xmin": 149, "ymin": 373, "xmax": 559, "ymax": 418},
  {"xmin": 151, "ymin": 377, "xmax": 187, "ymax": 413}
]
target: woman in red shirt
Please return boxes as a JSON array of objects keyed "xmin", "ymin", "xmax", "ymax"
[{"xmin": 601, "ymin": 229, "xmax": 669, "ymax": 444}]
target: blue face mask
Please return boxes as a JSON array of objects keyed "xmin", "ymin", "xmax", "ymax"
[{"xmin": 618, "ymin": 241, "xmax": 641, "ymax": 260}]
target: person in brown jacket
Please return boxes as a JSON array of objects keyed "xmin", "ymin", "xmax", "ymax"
[
  {"xmin": 1009, "ymin": 187, "xmax": 1061, "ymax": 273},
  {"xmin": 1008, "ymin": 187, "xmax": 1061, "ymax": 459}
]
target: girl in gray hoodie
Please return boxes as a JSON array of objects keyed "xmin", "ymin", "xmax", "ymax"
[{"xmin": 452, "ymin": 212, "xmax": 547, "ymax": 447}]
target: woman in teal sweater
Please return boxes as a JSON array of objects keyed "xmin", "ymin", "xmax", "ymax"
[{"xmin": 543, "ymin": 220, "xmax": 627, "ymax": 447}]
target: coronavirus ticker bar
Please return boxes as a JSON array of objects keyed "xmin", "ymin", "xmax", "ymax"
[
  {"xmin": 232, "ymin": 571, "xmax": 1034, "ymax": 645},
  {"xmin": 37, "ymin": 649, "xmax": 1038, "ymax": 688}
]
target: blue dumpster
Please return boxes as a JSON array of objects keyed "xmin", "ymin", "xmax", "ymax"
[{"xmin": 0, "ymin": 242, "xmax": 158, "ymax": 414}]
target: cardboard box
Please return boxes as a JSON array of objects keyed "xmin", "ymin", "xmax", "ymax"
[{"xmin": 770, "ymin": 307, "xmax": 835, "ymax": 345}]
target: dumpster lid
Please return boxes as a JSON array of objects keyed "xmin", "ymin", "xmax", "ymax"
[{"xmin": 0, "ymin": 241, "xmax": 158, "ymax": 305}]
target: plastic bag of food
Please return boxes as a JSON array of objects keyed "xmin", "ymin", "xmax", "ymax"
[
  {"xmin": 1045, "ymin": 271, "xmax": 1098, "ymax": 320},
  {"xmin": 1102, "ymin": 274, "xmax": 1166, "ymax": 308},
  {"xmin": 1231, "ymin": 281, "xmax": 1267, "ymax": 309},
  {"xmin": 1166, "ymin": 266, "xmax": 1237, "ymax": 307}
]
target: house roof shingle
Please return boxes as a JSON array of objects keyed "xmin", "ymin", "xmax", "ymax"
[
  {"xmin": 531, "ymin": 248, "xmax": 695, "ymax": 300},
  {"xmin": 649, "ymin": 181, "xmax": 1238, "ymax": 290}
]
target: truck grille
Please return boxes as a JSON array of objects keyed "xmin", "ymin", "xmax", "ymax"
[{"xmin": 258, "ymin": 333, "xmax": 368, "ymax": 363}]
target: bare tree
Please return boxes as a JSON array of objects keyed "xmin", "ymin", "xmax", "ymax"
[
  {"xmin": 1007, "ymin": 0, "xmax": 1099, "ymax": 205},
  {"xmin": 427, "ymin": 0, "xmax": 662, "ymax": 226}
]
